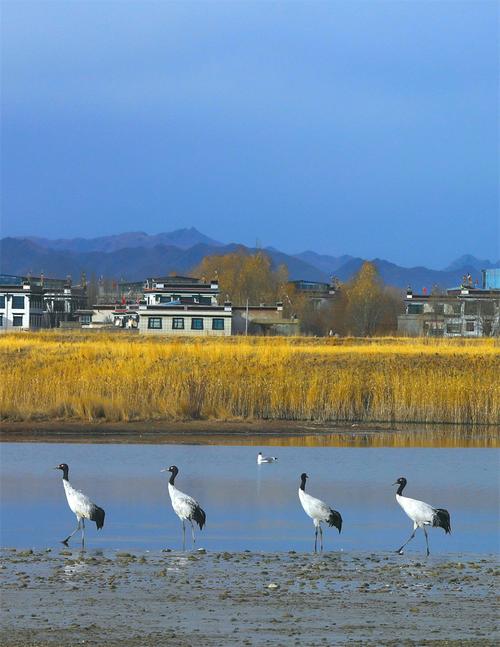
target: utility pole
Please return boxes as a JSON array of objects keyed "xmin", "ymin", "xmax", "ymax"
[{"xmin": 245, "ymin": 297, "xmax": 249, "ymax": 336}]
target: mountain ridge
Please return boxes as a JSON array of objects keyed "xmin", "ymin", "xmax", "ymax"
[{"xmin": 1, "ymin": 230, "xmax": 497, "ymax": 290}]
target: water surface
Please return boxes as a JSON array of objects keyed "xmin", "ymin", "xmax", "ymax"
[{"xmin": 1, "ymin": 443, "xmax": 498, "ymax": 554}]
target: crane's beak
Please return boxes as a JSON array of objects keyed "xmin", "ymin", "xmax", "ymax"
[
  {"xmin": 392, "ymin": 481, "xmax": 398, "ymax": 485},
  {"xmin": 160, "ymin": 468, "xmax": 167, "ymax": 472},
  {"xmin": 53, "ymin": 467, "xmax": 60, "ymax": 470}
]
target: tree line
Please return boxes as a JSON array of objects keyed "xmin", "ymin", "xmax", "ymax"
[{"xmin": 195, "ymin": 250, "xmax": 403, "ymax": 336}]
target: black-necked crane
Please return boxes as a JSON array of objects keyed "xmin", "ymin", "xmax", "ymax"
[
  {"xmin": 298, "ymin": 473, "xmax": 342, "ymax": 552},
  {"xmin": 55, "ymin": 463, "xmax": 105, "ymax": 547},
  {"xmin": 257, "ymin": 452, "xmax": 278, "ymax": 464},
  {"xmin": 394, "ymin": 477, "xmax": 451, "ymax": 556},
  {"xmin": 162, "ymin": 465, "xmax": 206, "ymax": 549}
]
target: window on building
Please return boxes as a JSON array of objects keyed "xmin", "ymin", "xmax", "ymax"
[
  {"xmin": 465, "ymin": 321, "xmax": 475, "ymax": 332},
  {"xmin": 433, "ymin": 303, "xmax": 445, "ymax": 315},
  {"xmin": 464, "ymin": 301, "xmax": 477, "ymax": 315},
  {"xmin": 451, "ymin": 303, "xmax": 461, "ymax": 315},
  {"xmin": 172, "ymin": 317, "xmax": 184, "ymax": 330},
  {"xmin": 407, "ymin": 303, "xmax": 423, "ymax": 314},
  {"xmin": 212, "ymin": 318, "xmax": 225, "ymax": 330},
  {"xmin": 0, "ymin": 296, "xmax": 5, "ymax": 309},
  {"xmin": 13, "ymin": 315, "xmax": 23, "ymax": 326},
  {"xmin": 81, "ymin": 315, "xmax": 92, "ymax": 325},
  {"xmin": 12, "ymin": 296, "xmax": 24, "ymax": 309},
  {"xmin": 479, "ymin": 301, "xmax": 494, "ymax": 316},
  {"xmin": 191, "ymin": 318, "xmax": 204, "ymax": 330},
  {"xmin": 0, "ymin": 314, "xmax": 3, "ymax": 326},
  {"xmin": 148, "ymin": 317, "xmax": 162, "ymax": 329},
  {"xmin": 446, "ymin": 323, "xmax": 461, "ymax": 334}
]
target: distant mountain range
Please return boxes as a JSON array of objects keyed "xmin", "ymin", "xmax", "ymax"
[{"xmin": 1, "ymin": 228, "xmax": 497, "ymax": 290}]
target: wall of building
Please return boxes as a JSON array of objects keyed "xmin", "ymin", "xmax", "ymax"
[{"xmin": 138, "ymin": 310, "xmax": 231, "ymax": 336}]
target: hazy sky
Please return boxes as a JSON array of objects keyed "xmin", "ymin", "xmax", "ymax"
[{"xmin": 1, "ymin": 1, "xmax": 498, "ymax": 268}]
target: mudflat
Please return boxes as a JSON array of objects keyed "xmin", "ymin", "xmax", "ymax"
[{"xmin": 1, "ymin": 548, "xmax": 498, "ymax": 646}]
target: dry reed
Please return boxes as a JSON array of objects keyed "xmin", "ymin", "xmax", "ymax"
[{"xmin": 0, "ymin": 331, "xmax": 498, "ymax": 426}]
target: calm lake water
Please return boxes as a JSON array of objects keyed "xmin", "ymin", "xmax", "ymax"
[{"xmin": 1, "ymin": 443, "xmax": 498, "ymax": 554}]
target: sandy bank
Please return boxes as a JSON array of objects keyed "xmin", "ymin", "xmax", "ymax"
[{"xmin": 0, "ymin": 548, "xmax": 498, "ymax": 646}]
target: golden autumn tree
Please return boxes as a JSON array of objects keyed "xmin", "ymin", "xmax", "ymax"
[
  {"xmin": 339, "ymin": 261, "xmax": 403, "ymax": 336},
  {"xmin": 194, "ymin": 250, "xmax": 294, "ymax": 308}
]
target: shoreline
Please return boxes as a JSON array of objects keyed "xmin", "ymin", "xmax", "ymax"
[
  {"xmin": 1, "ymin": 419, "xmax": 498, "ymax": 447},
  {"xmin": 1, "ymin": 548, "xmax": 498, "ymax": 646}
]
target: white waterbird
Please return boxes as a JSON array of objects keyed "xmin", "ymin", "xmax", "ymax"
[
  {"xmin": 162, "ymin": 465, "xmax": 206, "ymax": 549},
  {"xmin": 257, "ymin": 452, "xmax": 278, "ymax": 464},
  {"xmin": 394, "ymin": 477, "xmax": 451, "ymax": 556},
  {"xmin": 298, "ymin": 472, "xmax": 342, "ymax": 552},
  {"xmin": 55, "ymin": 463, "xmax": 105, "ymax": 547}
]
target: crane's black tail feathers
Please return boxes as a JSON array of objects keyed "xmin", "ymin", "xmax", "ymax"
[
  {"xmin": 192, "ymin": 505, "xmax": 206, "ymax": 531},
  {"xmin": 327, "ymin": 509, "xmax": 342, "ymax": 534},
  {"xmin": 433, "ymin": 508, "xmax": 451, "ymax": 534},
  {"xmin": 90, "ymin": 505, "xmax": 105, "ymax": 530}
]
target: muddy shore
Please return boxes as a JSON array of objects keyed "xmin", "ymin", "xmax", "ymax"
[
  {"xmin": 1, "ymin": 419, "xmax": 498, "ymax": 447},
  {"xmin": 1, "ymin": 548, "xmax": 498, "ymax": 646}
]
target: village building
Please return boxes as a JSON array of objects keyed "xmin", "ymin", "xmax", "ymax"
[
  {"xmin": 137, "ymin": 275, "xmax": 232, "ymax": 336},
  {"xmin": 0, "ymin": 274, "xmax": 87, "ymax": 332},
  {"xmin": 75, "ymin": 304, "xmax": 139, "ymax": 329},
  {"xmin": 288, "ymin": 278, "xmax": 338, "ymax": 310},
  {"xmin": 231, "ymin": 303, "xmax": 299, "ymax": 335},
  {"xmin": 398, "ymin": 269, "xmax": 500, "ymax": 337}
]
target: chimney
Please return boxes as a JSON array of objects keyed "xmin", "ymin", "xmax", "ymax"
[
  {"xmin": 276, "ymin": 301, "xmax": 283, "ymax": 312},
  {"xmin": 406, "ymin": 286, "xmax": 413, "ymax": 299},
  {"xmin": 211, "ymin": 277, "xmax": 219, "ymax": 290},
  {"xmin": 224, "ymin": 300, "xmax": 232, "ymax": 312}
]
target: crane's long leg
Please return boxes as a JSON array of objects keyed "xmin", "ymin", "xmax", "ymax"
[
  {"xmin": 314, "ymin": 526, "xmax": 318, "ymax": 553},
  {"xmin": 423, "ymin": 527, "xmax": 430, "ymax": 556},
  {"xmin": 396, "ymin": 528, "xmax": 417, "ymax": 554},
  {"xmin": 189, "ymin": 519, "xmax": 196, "ymax": 545},
  {"xmin": 319, "ymin": 525, "xmax": 324, "ymax": 552},
  {"xmin": 81, "ymin": 518, "xmax": 85, "ymax": 549},
  {"xmin": 62, "ymin": 518, "xmax": 81, "ymax": 545},
  {"xmin": 182, "ymin": 520, "xmax": 186, "ymax": 551}
]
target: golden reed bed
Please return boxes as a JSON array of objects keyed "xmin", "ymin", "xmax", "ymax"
[{"xmin": 1, "ymin": 332, "xmax": 498, "ymax": 426}]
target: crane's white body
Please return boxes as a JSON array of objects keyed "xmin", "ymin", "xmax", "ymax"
[
  {"xmin": 257, "ymin": 452, "xmax": 278, "ymax": 464},
  {"xmin": 299, "ymin": 489, "xmax": 332, "ymax": 527},
  {"xmin": 396, "ymin": 494, "xmax": 436, "ymax": 529},
  {"xmin": 63, "ymin": 479, "xmax": 97, "ymax": 521},
  {"xmin": 168, "ymin": 482, "xmax": 201, "ymax": 522}
]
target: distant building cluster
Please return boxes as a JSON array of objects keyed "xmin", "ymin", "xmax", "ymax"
[
  {"xmin": 397, "ymin": 269, "xmax": 500, "ymax": 337},
  {"xmin": 1, "ymin": 268, "xmax": 499, "ymax": 337}
]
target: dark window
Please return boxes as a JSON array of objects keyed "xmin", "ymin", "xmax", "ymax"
[
  {"xmin": 407, "ymin": 303, "xmax": 423, "ymax": 314},
  {"xmin": 199, "ymin": 296, "xmax": 211, "ymax": 305},
  {"xmin": 212, "ymin": 318, "xmax": 225, "ymax": 330},
  {"xmin": 13, "ymin": 315, "xmax": 23, "ymax": 326},
  {"xmin": 480, "ymin": 301, "xmax": 494, "ymax": 316},
  {"xmin": 0, "ymin": 314, "xmax": 3, "ymax": 326},
  {"xmin": 148, "ymin": 317, "xmax": 162, "ymax": 329},
  {"xmin": 433, "ymin": 303, "xmax": 445, "ymax": 315},
  {"xmin": 0, "ymin": 296, "xmax": 5, "ymax": 308},
  {"xmin": 172, "ymin": 317, "xmax": 184, "ymax": 330},
  {"xmin": 464, "ymin": 301, "xmax": 477, "ymax": 315},
  {"xmin": 191, "ymin": 318, "xmax": 204, "ymax": 330},
  {"xmin": 12, "ymin": 296, "xmax": 24, "ymax": 309},
  {"xmin": 446, "ymin": 323, "xmax": 461, "ymax": 334},
  {"xmin": 81, "ymin": 315, "xmax": 92, "ymax": 325},
  {"xmin": 451, "ymin": 303, "xmax": 461, "ymax": 315},
  {"xmin": 465, "ymin": 321, "xmax": 475, "ymax": 332}
]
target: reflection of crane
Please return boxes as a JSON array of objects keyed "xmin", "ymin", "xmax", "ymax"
[
  {"xmin": 162, "ymin": 465, "xmax": 206, "ymax": 550},
  {"xmin": 393, "ymin": 477, "xmax": 451, "ymax": 556},
  {"xmin": 298, "ymin": 473, "xmax": 342, "ymax": 552},
  {"xmin": 55, "ymin": 463, "xmax": 105, "ymax": 547}
]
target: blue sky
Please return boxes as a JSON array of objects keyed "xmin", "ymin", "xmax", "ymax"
[{"xmin": 1, "ymin": 1, "xmax": 498, "ymax": 268}]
